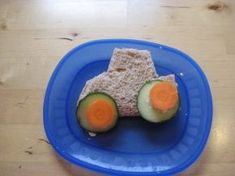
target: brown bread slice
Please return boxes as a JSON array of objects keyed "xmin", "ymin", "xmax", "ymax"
[{"xmin": 79, "ymin": 48, "xmax": 158, "ymax": 116}]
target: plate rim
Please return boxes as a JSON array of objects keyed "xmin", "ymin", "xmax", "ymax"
[{"xmin": 43, "ymin": 39, "xmax": 213, "ymax": 175}]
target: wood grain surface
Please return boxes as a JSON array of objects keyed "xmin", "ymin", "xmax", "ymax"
[{"xmin": 0, "ymin": 0, "xmax": 235, "ymax": 175}]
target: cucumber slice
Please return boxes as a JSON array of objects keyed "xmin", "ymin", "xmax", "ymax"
[
  {"xmin": 76, "ymin": 92, "xmax": 119, "ymax": 132},
  {"xmin": 137, "ymin": 80, "xmax": 179, "ymax": 123}
]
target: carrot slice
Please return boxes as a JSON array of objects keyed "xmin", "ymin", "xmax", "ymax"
[
  {"xmin": 150, "ymin": 81, "xmax": 178, "ymax": 112},
  {"xmin": 86, "ymin": 99, "xmax": 115, "ymax": 130}
]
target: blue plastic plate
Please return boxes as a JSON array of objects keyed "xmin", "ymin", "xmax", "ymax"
[{"xmin": 43, "ymin": 39, "xmax": 213, "ymax": 175}]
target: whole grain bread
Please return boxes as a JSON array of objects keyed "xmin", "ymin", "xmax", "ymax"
[{"xmin": 79, "ymin": 48, "xmax": 172, "ymax": 116}]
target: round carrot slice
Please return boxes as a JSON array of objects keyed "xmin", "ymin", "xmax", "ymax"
[
  {"xmin": 150, "ymin": 81, "xmax": 178, "ymax": 112},
  {"xmin": 86, "ymin": 99, "xmax": 115, "ymax": 130}
]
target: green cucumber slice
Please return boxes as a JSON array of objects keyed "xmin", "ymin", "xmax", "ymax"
[
  {"xmin": 76, "ymin": 92, "xmax": 119, "ymax": 132},
  {"xmin": 137, "ymin": 80, "xmax": 179, "ymax": 123}
]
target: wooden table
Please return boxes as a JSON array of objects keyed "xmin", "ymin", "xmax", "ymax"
[{"xmin": 0, "ymin": 0, "xmax": 234, "ymax": 175}]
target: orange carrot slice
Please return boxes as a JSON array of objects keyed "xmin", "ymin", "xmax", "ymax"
[
  {"xmin": 150, "ymin": 81, "xmax": 178, "ymax": 112},
  {"xmin": 86, "ymin": 99, "xmax": 115, "ymax": 130}
]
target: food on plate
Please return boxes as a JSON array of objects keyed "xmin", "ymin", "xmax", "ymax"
[
  {"xmin": 77, "ymin": 48, "xmax": 180, "ymax": 132},
  {"xmin": 77, "ymin": 92, "xmax": 118, "ymax": 132},
  {"xmin": 137, "ymin": 80, "xmax": 179, "ymax": 123},
  {"xmin": 79, "ymin": 48, "xmax": 158, "ymax": 117}
]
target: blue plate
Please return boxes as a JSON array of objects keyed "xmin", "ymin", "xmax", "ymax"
[{"xmin": 43, "ymin": 39, "xmax": 213, "ymax": 175}]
